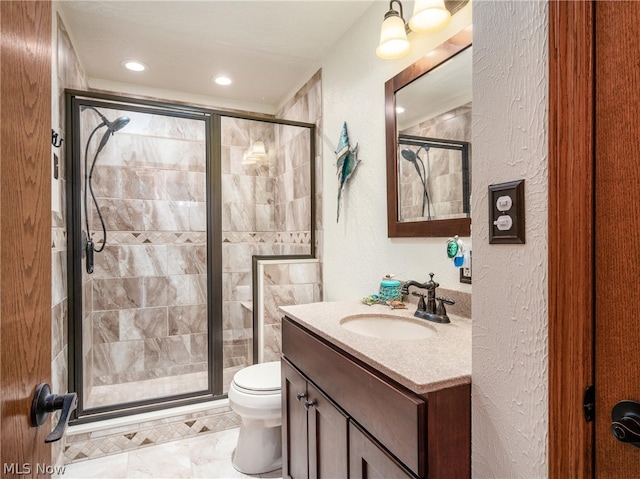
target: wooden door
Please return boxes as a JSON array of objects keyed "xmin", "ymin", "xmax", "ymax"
[
  {"xmin": 0, "ymin": 0, "xmax": 53, "ymax": 475},
  {"xmin": 594, "ymin": 1, "xmax": 640, "ymax": 477},
  {"xmin": 306, "ymin": 383, "xmax": 348, "ymax": 479},
  {"xmin": 282, "ymin": 359, "xmax": 310, "ymax": 479}
]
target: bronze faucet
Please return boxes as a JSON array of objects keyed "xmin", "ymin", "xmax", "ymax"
[{"xmin": 401, "ymin": 273, "xmax": 455, "ymax": 324}]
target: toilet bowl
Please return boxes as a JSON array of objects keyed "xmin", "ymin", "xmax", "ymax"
[{"xmin": 228, "ymin": 361, "xmax": 282, "ymax": 475}]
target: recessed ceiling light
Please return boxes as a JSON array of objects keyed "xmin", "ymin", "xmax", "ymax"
[
  {"xmin": 122, "ymin": 60, "xmax": 146, "ymax": 72},
  {"xmin": 396, "ymin": 106, "xmax": 406, "ymax": 114},
  {"xmin": 213, "ymin": 76, "xmax": 232, "ymax": 86}
]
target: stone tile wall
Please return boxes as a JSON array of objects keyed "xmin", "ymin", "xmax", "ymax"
[
  {"xmin": 52, "ymin": 11, "xmax": 89, "ymax": 469},
  {"xmin": 220, "ymin": 115, "xmax": 315, "ymax": 385},
  {"xmin": 87, "ymin": 111, "xmax": 208, "ymax": 393},
  {"xmin": 254, "ymin": 71, "xmax": 324, "ymax": 362},
  {"xmin": 262, "ymin": 261, "xmax": 321, "ymax": 362}
]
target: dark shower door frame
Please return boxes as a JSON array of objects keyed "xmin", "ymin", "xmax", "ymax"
[
  {"xmin": 65, "ymin": 90, "xmax": 317, "ymax": 424},
  {"xmin": 66, "ymin": 90, "xmax": 221, "ymax": 423}
]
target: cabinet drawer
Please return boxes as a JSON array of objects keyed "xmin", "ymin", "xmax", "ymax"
[{"xmin": 283, "ymin": 317, "xmax": 426, "ymax": 476}]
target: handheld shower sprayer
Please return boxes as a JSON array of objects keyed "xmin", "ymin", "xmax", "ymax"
[
  {"xmin": 401, "ymin": 145, "xmax": 432, "ymax": 220},
  {"xmin": 82, "ymin": 106, "xmax": 130, "ymax": 274},
  {"xmin": 83, "ymin": 106, "xmax": 130, "ymax": 153}
]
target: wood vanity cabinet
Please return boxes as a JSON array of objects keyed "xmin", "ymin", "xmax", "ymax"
[{"xmin": 281, "ymin": 316, "xmax": 470, "ymax": 479}]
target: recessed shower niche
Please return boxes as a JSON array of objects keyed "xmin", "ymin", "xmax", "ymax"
[{"xmin": 66, "ymin": 91, "xmax": 315, "ymax": 422}]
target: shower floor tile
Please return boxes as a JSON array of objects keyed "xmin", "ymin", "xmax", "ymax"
[
  {"xmin": 60, "ymin": 428, "xmax": 282, "ymax": 479},
  {"xmin": 84, "ymin": 365, "xmax": 243, "ymax": 409},
  {"xmin": 85, "ymin": 371, "xmax": 209, "ymax": 409}
]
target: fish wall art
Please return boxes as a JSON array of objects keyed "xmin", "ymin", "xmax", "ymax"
[{"xmin": 335, "ymin": 122, "xmax": 360, "ymax": 222}]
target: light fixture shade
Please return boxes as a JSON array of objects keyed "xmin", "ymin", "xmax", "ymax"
[
  {"xmin": 409, "ymin": 0, "xmax": 451, "ymax": 32},
  {"xmin": 376, "ymin": 14, "xmax": 410, "ymax": 59}
]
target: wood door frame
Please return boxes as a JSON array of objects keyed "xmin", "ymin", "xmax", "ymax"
[
  {"xmin": 0, "ymin": 0, "xmax": 53, "ymax": 470},
  {"xmin": 548, "ymin": 1, "xmax": 595, "ymax": 477}
]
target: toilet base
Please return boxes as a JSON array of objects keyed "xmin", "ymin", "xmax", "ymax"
[{"xmin": 232, "ymin": 420, "xmax": 282, "ymax": 475}]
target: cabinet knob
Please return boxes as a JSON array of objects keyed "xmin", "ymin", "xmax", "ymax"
[
  {"xmin": 304, "ymin": 399, "xmax": 316, "ymax": 411},
  {"xmin": 296, "ymin": 392, "xmax": 307, "ymax": 401}
]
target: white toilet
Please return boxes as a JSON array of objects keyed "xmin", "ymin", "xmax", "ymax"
[{"xmin": 228, "ymin": 361, "xmax": 282, "ymax": 475}]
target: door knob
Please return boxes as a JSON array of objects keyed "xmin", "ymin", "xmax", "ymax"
[
  {"xmin": 30, "ymin": 383, "xmax": 77, "ymax": 443},
  {"xmin": 611, "ymin": 400, "xmax": 640, "ymax": 448}
]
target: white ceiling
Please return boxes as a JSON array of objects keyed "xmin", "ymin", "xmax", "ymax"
[{"xmin": 59, "ymin": 1, "xmax": 376, "ymax": 111}]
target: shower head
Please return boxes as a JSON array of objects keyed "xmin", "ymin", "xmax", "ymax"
[
  {"xmin": 85, "ymin": 106, "xmax": 131, "ymax": 134},
  {"xmin": 95, "ymin": 116, "xmax": 130, "ymax": 153},
  {"xmin": 401, "ymin": 149, "xmax": 417, "ymax": 162},
  {"xmin": 108, "ymin": 116, "xmax": 130, "ymax": 133}
]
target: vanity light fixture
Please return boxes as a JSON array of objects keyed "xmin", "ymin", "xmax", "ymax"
[
  {"xmin": 409, "ymin": 0, "xmax": 451, "ymax": 32},
  {"xmin": 376, "ymin": 0, "xmax": 411, "ymax": 60},
  {"xmin": 376, "ymin": 0, "xmax": 452, "ymax": 60},
  {"xmin": 242, "ymin": 141, "xmax": 269, "ymax": 167},
  {"xmin": 122, "ymin": 60, "xmax": 147, "ymax": 72}
]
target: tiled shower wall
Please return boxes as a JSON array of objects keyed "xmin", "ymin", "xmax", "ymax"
[
  {"xmin": 52, "ymin": 11, "xmax": 89, "ymax": 469},
  {"xmin": 88, "ymin": 112, "xmax": 208, "ymax": 390},
  {"xmin": 220, "ymin": 115, "xmax": 315, "ymax": 387},
  {"xmin": 221, "ymin": 117, "xmax": 276, "ymax": 384},
  {"xmin": 260, "ymin": 72, "xmax": 324, "ymax": 362},
  {"xmin": 399, "ymin": 103, "xmax": 471, "ymax": 221},
  {"xmin": 261, "ymin": 261, "xmax": 320, "ymax": 362}
]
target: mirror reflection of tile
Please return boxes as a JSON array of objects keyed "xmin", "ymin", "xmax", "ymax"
[{"xmin": 398, "ymin": 102, "xmax": 471, "ymax": 222}]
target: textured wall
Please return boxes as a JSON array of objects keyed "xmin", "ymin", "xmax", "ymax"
[
  {"xmin": 320, "ymin": 2, "xmax": 473, "ymax": 301},
  {"xmin": 471, "ymin": 1, "xmax": 549, "ymax": 477}
]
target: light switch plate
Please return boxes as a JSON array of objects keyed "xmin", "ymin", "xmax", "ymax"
[{"xmin": 488, "ymin": 180, "xmax": 525, "ymax": 244}]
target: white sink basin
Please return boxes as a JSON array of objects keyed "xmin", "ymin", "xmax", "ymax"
[{"xmin": 339, "ymin": 314, "xmax": 437, "ymax": 340}]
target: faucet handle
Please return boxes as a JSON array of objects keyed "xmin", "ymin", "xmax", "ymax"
[
  {"xmin": 435, "ymin": 297, "xmax": 453, "ymax": 323},
  {"xmin": 436, "ymin": 296, "xmax": 455, "ymax": 305},
  {"xmin": 411, "ymin": 291, "xmax": 427, "ymax": 311}
]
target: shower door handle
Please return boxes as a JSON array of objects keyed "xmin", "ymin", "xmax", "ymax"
[{"xmin": 30, "ymin": 383, "xmax": 77, "ymax": 443}]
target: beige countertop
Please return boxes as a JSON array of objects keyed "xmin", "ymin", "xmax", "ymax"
[{"xmin": 279, "ymin": 300, "xmax": 471, "ymax": 395}]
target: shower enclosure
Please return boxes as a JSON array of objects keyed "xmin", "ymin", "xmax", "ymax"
[{"xmin": 66, "ymin": 91, "xmax": 314, "ymax": 422}]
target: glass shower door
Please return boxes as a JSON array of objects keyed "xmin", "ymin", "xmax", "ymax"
[{"xmin": 70, "ymin": 96, "xmax": 213, "ymax": 414}]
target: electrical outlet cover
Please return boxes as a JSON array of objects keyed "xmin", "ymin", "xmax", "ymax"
[{"xmin": 488, "ymin": 180, "xmax": 525, "ymax": 244}]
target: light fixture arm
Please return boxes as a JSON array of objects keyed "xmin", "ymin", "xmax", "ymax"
[{"xmin": 385, "ymin": 0, "xmax": 410, "ymax": 33}]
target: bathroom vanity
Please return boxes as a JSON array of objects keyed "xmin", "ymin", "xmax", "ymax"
[{"xmin": 280, "ymin": 301, "xmax": 472, "ymax": 479}]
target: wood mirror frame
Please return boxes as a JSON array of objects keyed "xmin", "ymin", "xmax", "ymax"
[{"xmin": 385, "ymin": 31, "xmax": 472, "ymax": 237}]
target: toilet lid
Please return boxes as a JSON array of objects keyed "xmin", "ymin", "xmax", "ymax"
[{"xmin": 233, "ymin": 361, "xmax": 281, "ymax": 392}]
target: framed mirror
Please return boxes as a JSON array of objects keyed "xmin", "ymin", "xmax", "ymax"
[{"xmin": 385, "ymin": 29, "xmax": 472, "ymax": 237}]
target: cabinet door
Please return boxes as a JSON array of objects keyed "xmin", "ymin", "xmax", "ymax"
[
  {"xmin": 349, "ymin": 422, "xmax": 415, "ymax": 479},
  {"xmin": 283, "ymin": 360, "xmax": 309, "ymax": 479},
  {"xmin": 307, "ymin": 383, "xmax": 349, "ymax": 479}
]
